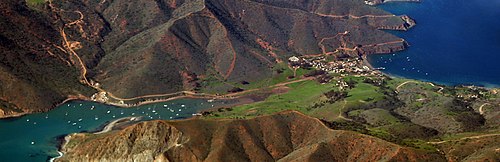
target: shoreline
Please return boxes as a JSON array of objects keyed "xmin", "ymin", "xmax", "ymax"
[
  {"xmin": 362, "ymin": 54, "xmax": 498, "ymax": 90},
  {"xmin": 55, "ymin": 117, "xmax": 142, "ymax": 161},
  {"xmin": 2, "ymin": 56, "xmax": 497, "ymax": 120}
]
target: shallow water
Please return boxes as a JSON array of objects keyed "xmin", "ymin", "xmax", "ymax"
[
  {"xmin": 368, "ymin": 0, "xmax": 500, "ymax": 87},
  {"xmin": 0, "ymin": 99, "xmax": 230, "ymax": 161}
]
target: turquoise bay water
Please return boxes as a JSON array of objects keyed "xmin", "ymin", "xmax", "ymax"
[
  {"xmin": 368, "ymin": 0, "xmax": 500, "ymax": 87},
  {"xmin": 0, "ymin": 99, "xmax": 230, "ymax": 161}
]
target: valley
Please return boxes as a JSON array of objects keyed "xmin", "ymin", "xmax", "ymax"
[{"xmin": 0, "ymin": 0, "xmax": 498, "ymax": 161}]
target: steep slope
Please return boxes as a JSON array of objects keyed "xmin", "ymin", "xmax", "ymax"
[
  {"xmin": 93, "ymin": 0, "xmax": 414, "ymax": 98},
  {"xmin": 0, "ymin": 0, "xmax": 94, "ymax": 117},
  {"xmin": 59, "ymin": 111, "xmax": 445, "ymax": 162},
  {"xmin": 432, "ymin": 134, "xmax": 500, "ymax": 162},
  {"xmin": 0, "ymin": 0, "xmax": 415, "ymax": 117}
]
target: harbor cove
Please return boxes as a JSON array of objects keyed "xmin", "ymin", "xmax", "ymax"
[
  {"xmin": 0, "ymin": 99, "xmax": 232, "ymax": 161},
  {"xmin": 0, "ymin": 0, "xmax": 499, "ymax": 161}
]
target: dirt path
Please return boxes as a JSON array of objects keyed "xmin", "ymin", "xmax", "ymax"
[
  {"xmin": 49, "ymin": 0, "xmax": 90, "ymax": 85},
  {"xmin": 479, "ymin": 103, "xmax": 490, "ymax": 115},
  {"xmin": 338, "ymin": 100, "xmax": 352, "ymax": 121},
  {"xmin": 427, "ymin": 133, "xmax": 500, "ymax": 144},
  {"xmin": 106, "ymin": 76, "xmax": 316, "ymax": 106},
  {"xmin": 396, "ymin": 81, "xmax": 443, "ymax": 93},
  {"xmin": 395, "ymin": 81, "xmax": 419, "ymax": 92},
  {"xmin": 315, "ymin": 13, "xmax": 396, "ymax": 19}
]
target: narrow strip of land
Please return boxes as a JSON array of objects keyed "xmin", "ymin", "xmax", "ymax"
[{"xmin": 94, "ymin": 117, "xmax": 138, "ymax": 134}]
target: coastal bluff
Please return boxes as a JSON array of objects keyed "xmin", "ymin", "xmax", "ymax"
[{"xmin": 58, "ymin": 111, "xmax": 444, "ymax": 162}]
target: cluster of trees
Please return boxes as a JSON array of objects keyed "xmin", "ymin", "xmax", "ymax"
[
  {"xmin": 324, "ymin": 90, "xmax": 348, "ymax": 103},
  {"xmin": 304, "ymin": 69, "xmax": 326, "ymax": 77},
  {"xmin": 447, "ymin": 98, "xmax": 486, "ymax": 131}
]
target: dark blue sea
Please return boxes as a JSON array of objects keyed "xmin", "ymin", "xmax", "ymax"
[{"xmin": 368, "ymin": 0, "xmax": 500, "ymax": 87}]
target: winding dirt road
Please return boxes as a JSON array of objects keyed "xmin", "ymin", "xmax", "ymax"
[
  {"xmin": 428, "ymin": 133, "xmax": 500, "ymax": 144},
  {"xmin": 479, "ymin": 103, "xmax": 490, "ymax": 115},
  {"xmin": 396, "ymin": 80, "xmax": 443, "ymax": 93}
]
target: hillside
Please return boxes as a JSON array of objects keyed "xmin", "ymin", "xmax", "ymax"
[
  {"xmin": 0, "ymin": 0, "xmax": 414, "ymax": 117},
  {"xmin": 0, "ymin": 0, "xmax": 95, "ymax": 117},
  {"xmin": 58, "ymin": 111, "xmax": 445, "ymax": 162}
]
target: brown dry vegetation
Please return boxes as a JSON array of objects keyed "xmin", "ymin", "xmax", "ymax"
[
  {"xmin": 1, "ymin": 0, "xmax": 413, "ymax": 117},
  {"xmin": 59, "ymin": 111, "xmax": 445, "ymax": 162}
]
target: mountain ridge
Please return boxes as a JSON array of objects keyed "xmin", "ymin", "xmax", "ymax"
[
  {"xmin": 0, "ymin": 0, "xmax": 414, "ymax": 117},
  {"xmin": 58, "ymin": 111, "xmax": 445, "ymax": 162}
]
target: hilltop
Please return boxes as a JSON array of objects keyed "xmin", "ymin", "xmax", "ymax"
[{"xmin": 58, "ymin": 111, "xmax": 445, "ymax": 162}]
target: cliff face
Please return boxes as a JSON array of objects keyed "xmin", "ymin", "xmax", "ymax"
[
  {"xmin": 59, "ymin": 111, "xmax": 445, "ymax": 162},
  {"xmin": 0, "ymin": 0, "xmax": 415, "ymax": 117}
]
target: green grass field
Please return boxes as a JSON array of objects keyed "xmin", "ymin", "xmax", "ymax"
[
  {"xmin": 205, "ymin": 72, "xmax": 498, "ymax": 152},
  {"xmin": 208, "ymin": 75, "xmax": 387, "ymax": 121},
  {"xmin": 210, "ymin": 80, "xmax": 335, "ymax": 119}
]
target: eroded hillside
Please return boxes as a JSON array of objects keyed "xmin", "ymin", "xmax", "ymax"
[
  {"xmin": 58, "ymin": 111, "xmax": 445, "ymax": 162},
  {"xmin": 0, "ymin": 0, "xmax": 415, "ymax": 117}
]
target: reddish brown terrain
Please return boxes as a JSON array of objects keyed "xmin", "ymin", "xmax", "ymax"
[
  {"xmin": 0, "ymin": 0, "xmax": 415, "ymax": 117},
  {"xmin": 59, "ymin": 111, "xmax": 445, "ymax": 162}
]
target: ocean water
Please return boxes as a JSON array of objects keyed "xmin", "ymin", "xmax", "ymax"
[
  {"xmin": 368, "ymin": 0, "xmax": 500, "ymax": 87},
  {"xmin": 0, "ymin": 99, "xmax": 231, "ymax": 161}
]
